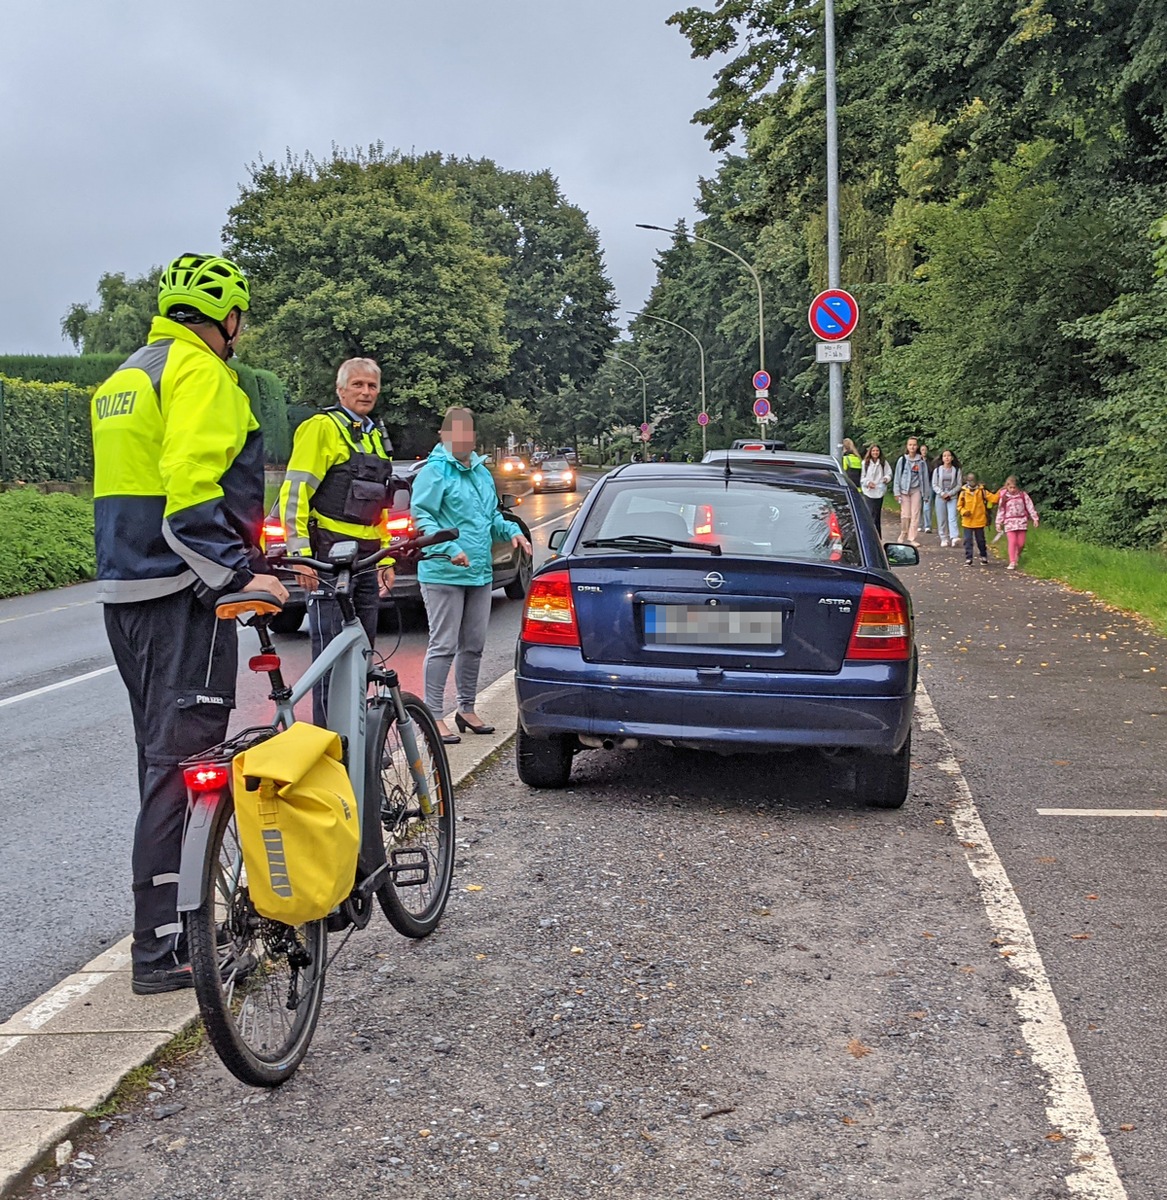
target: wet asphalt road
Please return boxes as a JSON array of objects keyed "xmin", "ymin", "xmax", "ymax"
[{"xmin": 0, "ymin": 479, "xmax": 591, "ymax": 1022}]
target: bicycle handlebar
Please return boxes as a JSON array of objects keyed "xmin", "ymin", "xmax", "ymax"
[{"xmin": 273, "ymin": 528, "xmax": 458, "ymax": 575}]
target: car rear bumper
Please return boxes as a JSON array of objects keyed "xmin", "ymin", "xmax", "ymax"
[{"xmin": 515, "ymin": 646, "xmax": 915, "ymax": 753}]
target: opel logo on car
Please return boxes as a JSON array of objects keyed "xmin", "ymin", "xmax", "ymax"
[{"xmin": 704, "ymin": 571, "xmax": 725, "ymax": 590}]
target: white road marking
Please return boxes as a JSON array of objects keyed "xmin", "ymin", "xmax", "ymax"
[
  {"xmin": 1038, "ymin": 808, "xmax": 1167, "ymax": 818},
  {"xmin": 916, "ymin": 684, "xmax": 1127, "ymax": 1199},
  {"xmin": 0, "ymin": 598, "xmax": 92, "ymax": 626},
  {"xmin": 0, "ymin": 664, "xmax": 117, "ymax": 709},
  {"xmin": 1, "ymin": 973, "xmax": 109, "ymax": 1033}
]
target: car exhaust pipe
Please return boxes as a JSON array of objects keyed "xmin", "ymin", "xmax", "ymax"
[{"xmin": 577, "ymin": 735, "xmax": 640, "ymax": 751}]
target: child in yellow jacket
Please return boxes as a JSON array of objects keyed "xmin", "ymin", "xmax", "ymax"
[{"xmin": 956, "ymin": 472, "xmax": 998, "ymax": 566}]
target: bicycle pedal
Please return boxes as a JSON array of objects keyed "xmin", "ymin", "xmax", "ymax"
[{"xmin": 387, "ymin": 848, "xmax": 430, "ymax": 886}]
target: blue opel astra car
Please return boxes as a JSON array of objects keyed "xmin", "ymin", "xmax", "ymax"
[{"xmin": 513, "ymin": 453, "xmax": 920, "ymax": 807}]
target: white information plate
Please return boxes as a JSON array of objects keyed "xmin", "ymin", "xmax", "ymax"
[{"xmin": 816, "ymin": 340, "xmax": 852, "ymax": 363}]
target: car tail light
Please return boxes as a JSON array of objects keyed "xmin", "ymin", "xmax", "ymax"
[
  {"xmin": 386, "ymin": 514, "xmax": 413, "ymax": 535},
  {"xmin": 694, "ymin": 503, "xmax": 714, "ymax": 537},
  {"xmin": 846, "ymin": 585, "xmax": 912, "ymax": 661},
  {"xmin": 184, "ymin": 763, "xmax": 230, "ymax": 792},
  {"xmin": 262, "ymin": 518, "xmax": 285, "ymax": 543},
  {"xmin": 741, "ymin": 442, "xmax": 765, "ymax": 451},
  {"xmin": 521, "ymin": 570, "xmax": 580, "ymax": 646}
]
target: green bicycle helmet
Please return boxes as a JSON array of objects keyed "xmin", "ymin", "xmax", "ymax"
[{"xmin": 158, "ymin": 253, "xmax": 250, "ymax": 322}]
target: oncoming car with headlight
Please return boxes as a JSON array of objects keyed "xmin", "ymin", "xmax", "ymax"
[
  {"xmin": 531, "ymin": 458, "xmax": 576, "ymax": 494},
  {"xmin": 513, "ymin": 458, "xmax": 920, "ymax": 807}
]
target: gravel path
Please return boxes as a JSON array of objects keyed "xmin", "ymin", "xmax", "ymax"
[{"xmin": 20, "ymin": 725, "xmax": 1080, "ymax": 1199}]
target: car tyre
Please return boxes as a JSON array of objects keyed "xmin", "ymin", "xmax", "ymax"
[
  {"xmin": 860, "ymin": 731, "xmax": 911, "ymax": 809},
  {"xmin": 269, "ymin": 606, "xmax": 306, "ymax": 635},
  {"xmin": 516, "ymin": 727, "xmax": 573, "ymax": 788},
  {"xmin": 504, "ymin": 549, "xmax": 533, "ymax": 600}
]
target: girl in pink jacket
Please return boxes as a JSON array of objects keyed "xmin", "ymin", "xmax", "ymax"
[{"xmin": 995, "ymin": 476, "xmax": 1039, "ymax": 570}]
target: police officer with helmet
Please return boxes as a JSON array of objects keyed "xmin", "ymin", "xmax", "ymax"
[
  {"xmin": 92, "ymin": 252, "xmax": 288, "ymax": 995},
  {"xmin": 278, "ymin": 358, "xmax": 396, "ymax": 724}
]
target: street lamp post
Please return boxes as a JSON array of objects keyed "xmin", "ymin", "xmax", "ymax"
[
  {"xmin": 606, "ymin": 352, "xmax": 649, "ymax": 453},
  {"xmin": 631, "ymin": 311, "xmax": 707, "ymax": 456},
  {"xmin": 636, "ymin": 223, "xmax": 765, "ymax": 378}
]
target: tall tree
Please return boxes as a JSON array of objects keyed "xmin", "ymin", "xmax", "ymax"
[{"xmin": 61, "ymin": 269, "xmax": 159, "ymax": 355}]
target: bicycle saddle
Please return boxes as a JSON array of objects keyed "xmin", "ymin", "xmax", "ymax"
[{"xmin": 216, "ymin": 591, "xmax": 285, "ymax": 620}]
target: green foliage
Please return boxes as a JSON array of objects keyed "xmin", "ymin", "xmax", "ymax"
[
  {"xmin": 62, "ymin": 269, "xmax": 159, "ymax": 354},
  {"xmin": 233, "ymin": 363, "xmax": 292, "ymax": 465},
  {"xmin": 0, "ymin": 489, "xmax": 96, "ymax": 597},
  {"xmin": 224, "ymin": 147, "xmax": 511, "ymax": 450},
  {"xmin": 0, "ymin": 354, "xmax": 122, "ymax": 388},
  {"xmin": 476, "ymin": 401, "xmax": 539, "ymax": 453},
  {"xmin": 0, "ymin": 375, "xmax": 93, "ymax": 482}
]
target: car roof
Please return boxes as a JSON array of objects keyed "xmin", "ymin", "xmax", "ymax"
[
  {"xmin": 702, "ymin": 448, "xmax": 842, "ymax": 469},
  {"xmin": 606, "ymin": 460, "xmax": 851, "ymax": 490}
]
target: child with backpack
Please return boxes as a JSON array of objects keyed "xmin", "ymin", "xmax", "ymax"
[
  {"xmin": 995, "ymin": 476, "xmax": 1039, "ymax": 570},
  {"xmin": 956, "ymin": 472, "xmax": 997, "ymax": 566}
]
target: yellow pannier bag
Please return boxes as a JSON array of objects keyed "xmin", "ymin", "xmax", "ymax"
[{"xmin": 232, "ymin": 722, "xmax": 360, "ymax": 925}]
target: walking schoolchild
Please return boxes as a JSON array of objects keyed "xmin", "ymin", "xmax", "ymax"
[
  {"xmin": 995, "ymin": 476, "xmax": 1039, "ymax": 570},
  {"xmin": 892, "ymin": 437, "xmax": 932, "ymax": 547},
  {"xmin": 931, "ymin": 449, "xmax": 962, "ymax": 547},
  {"xmin": 859, "ymin": 443, "xmax": 892, "ymax": 534},
  {"xmin": 956, "ymin": 472, "xmax": 997, "ymax": 566}
]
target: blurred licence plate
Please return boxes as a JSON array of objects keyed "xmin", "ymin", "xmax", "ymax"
[{"xmin": 644, "ymin": 605, "xmax": 782, "ymax": 646}]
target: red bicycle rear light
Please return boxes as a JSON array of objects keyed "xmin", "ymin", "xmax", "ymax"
[
  {"xmin": 184, "ymin": 763, "xmax": 230, "ymax": 792},
  {"xmin": 248, "ymin": 654, "xmax": 281, "ymax": 673},
  {"xmin": 521, "ymin": 570, "xmax": 580, "ymax": 647},
  {"xmin": 846, "ymin": 585, "xmax": 912, "ymax": 661}
]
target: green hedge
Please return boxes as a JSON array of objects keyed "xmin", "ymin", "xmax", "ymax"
[
  {"xmin": 0, "ymin": 354, "xmax": 122, "ymax": 388},
  {"xmin": 0, "ymin": 375, "xmax": 93, "ymax": 482},
  {"xmin": 0, "ymin": 488, "xmax": 95, "ymax": 597}
]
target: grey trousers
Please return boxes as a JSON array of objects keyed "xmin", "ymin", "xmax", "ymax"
[{"xmin": 420, "ymin": 582, "xmax": 494, "ymax": 715}]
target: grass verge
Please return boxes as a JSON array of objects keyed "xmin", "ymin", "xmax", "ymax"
[
  {"xmin": 1005, "ymin": 525, "xmax": 1167, "ymax": 636},
  {"xmin": 0, "ymin": 487, "xmax": 96, "ymax": 598}
]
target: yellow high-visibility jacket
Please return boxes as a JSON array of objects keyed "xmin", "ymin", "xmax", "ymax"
[
  {"xmin": 91, "ymin": 316, "xmax": 265, "ymax": 604},
  {"xmin": 278, "ymin": 411, "xmax": 393, "ymax": 555}
]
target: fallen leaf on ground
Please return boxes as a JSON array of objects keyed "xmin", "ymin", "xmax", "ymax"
[
  {"xmin": 1045, "ymin": 1132, "xmax": 1064, "ymax": 1142},
  {"xmin": 846, "ymin": 1038, "xmax": 873, "ymax": 1059},
  {"xmin": 570, "ymin": 946, "xmax": 584, "ymax": 954},
  {"xmin": 840, "ymin": 1115, "xmax": 856, "ymax": 1125},
  {"xmin": 1119, "ymin": 1124, "xmax": 1136, "ymax": 1132},
  {"xmin": 464, "ymin": 884, "xmax": 483, "ymax": 892},
  {"xmin": 1085, "ymin": 894, "xmax": 1099, "ymax": 900},
  {"xmin": 1070, "ymin": 933, "xmax": 1092, "ymax": 940}
]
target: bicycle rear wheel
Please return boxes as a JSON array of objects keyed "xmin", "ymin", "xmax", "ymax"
[
  {"xmin": 374, "ymin": 693, "xmax": 456, "ymax": 937},
  {"xmin": 187, "ymin": 792, "xmax": 328, "ymax": 1087}
]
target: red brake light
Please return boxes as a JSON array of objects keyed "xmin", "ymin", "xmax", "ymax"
[
  {"xmin": 262, "ymin": 519, "xmax": 285, "ymax": 542},
  {"xmin": 741, "ymin": 443, "xmax": 765, "ymax": 451},
  {"xmin": 386, "ymin": 515, "xmax": 413, "ymax": 533},
  {"xmin": 520, "ymin": 570, "xmax": 580, "ymax": 647},
  {"xmin": 184, "ymin": 763, "xmax": 230, "ymax": 792},
  {"xmin": 827, "ymin": 510, "xmax": 844, "ymax": 562},
  {"xmin": 695, "ymin": 504, "xmax": 714, "ymax": 537},
  {"xmin": 846, "ymin": 585, "xmax": 912, "ymax": 661}
]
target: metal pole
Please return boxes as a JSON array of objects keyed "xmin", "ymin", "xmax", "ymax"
[
  {"xmin": 631, "ymin": 312, "xmax": 707, "ymax": 455},
  {"xmin": 825, "ymin": 0, "xmax": 844, "ymax": 463},
  {"xmin": 606, "ymin": 352, "xmax": 649, "ymax": 449}
]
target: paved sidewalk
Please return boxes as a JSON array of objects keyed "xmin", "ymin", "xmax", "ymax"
[{"xmin": 0, "ymin": 671, "xmax": 518, "ymax": 1197}]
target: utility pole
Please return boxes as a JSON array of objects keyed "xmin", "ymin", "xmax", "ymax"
[{"xmin": 825, "ymin": 0, "xmax": 844, "ymax": 463}]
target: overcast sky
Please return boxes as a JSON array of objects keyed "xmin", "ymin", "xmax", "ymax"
[{"xmin": 0, "ymin": 0, "xmax": 727, "ymax": 355}]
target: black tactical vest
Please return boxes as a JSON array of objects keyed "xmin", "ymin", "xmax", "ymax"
[{"xmin": 311, "ymin": 410, "xmax": 394, "ymax": 527}]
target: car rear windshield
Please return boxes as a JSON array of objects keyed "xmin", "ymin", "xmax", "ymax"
[
  {"xmin": 577, "ymin": 478, "xmax": 861, "ymax": 565},
  {"xmin": 543, "ymin": 460, "xmax": 570, "ymax": 470}
]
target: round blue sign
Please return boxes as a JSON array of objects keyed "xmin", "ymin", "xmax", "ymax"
[
  {"xmin": 752, "ymin": 370, "xmax": 771, "ymax": 391},
  {"xmin": 752, "ymin": 397, "xmax": 771, "ymax": 419}
]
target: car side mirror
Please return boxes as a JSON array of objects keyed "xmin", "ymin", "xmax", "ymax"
[
  {"xmin": 390, "ymin": 487, "xmax": 410, "ymax": 512},
  {"xmin": 500, "ymin": 493, "xmax": 520, "ymax": 511},
  {"xmin": 884, "ymin": 542, "xmax": 920, "ymax": 567},
  {"xmin": 548, "ymin": 529, "xmax": 568, "ymax": 552}
]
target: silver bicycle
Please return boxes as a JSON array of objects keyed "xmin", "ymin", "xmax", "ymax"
[{"xmin": 175, "ymin": 529, "xmax": 458, "ymax": 1087}]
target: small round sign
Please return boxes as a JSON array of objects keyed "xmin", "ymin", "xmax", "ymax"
[
  {"xmin": 697, "ymin": 411, "xmax": 709, "ymax": 427},
  {"xmin": 752, "ymin": 370, "xmax": 771, "ymax": 391},
  {"xmin": 808, "ymin": 289, "xmax": 859, "ymax": 341},
  {"xmin": 752, "ymin": 397, "xmax": 771, "ymax": 419},
  {"xmin": 639, "ymin": 422, "xmax": 650, "ymax": 434}
]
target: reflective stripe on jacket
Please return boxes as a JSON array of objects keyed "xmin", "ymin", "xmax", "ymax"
[
  {"xmin": 410, "ymin": 442, "xmax": 521, "ymax": 587},
  {"xmin": 91, "ymin": 316, "xmax": 264, "ymax": 604},
  {"xmin": 278, "ymin": 411, "xmax": 392, "ymax": 555}
]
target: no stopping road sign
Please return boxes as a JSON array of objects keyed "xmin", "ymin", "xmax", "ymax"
[{"xmin": 808, "ymin": 289, "xmax": 859, "ymax": 341}]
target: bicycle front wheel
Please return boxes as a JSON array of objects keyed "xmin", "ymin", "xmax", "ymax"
[
  {"xmin": 374, "ymin": 692, "xmax": 456, "ymax": 937},
  {"xmin": 187, "ymin": 792, "xmax": 328, "ymax": 1087}
]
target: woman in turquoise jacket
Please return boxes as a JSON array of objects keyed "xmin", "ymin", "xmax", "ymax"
[{"xmin": 411, "ymin": 407, "xmax": 531, "ymax": 743}]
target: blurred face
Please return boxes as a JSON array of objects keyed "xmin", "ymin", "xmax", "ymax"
[
  {"xmin": 870, "ymin": 445, "xmax": 881, "ymax": 459},
  {"xmin": 337, "ymin": 371, "xmax": 379, "ymax": 417},
  {"xmin": 442, "ymin": 415, "xmax": 476, "ymax": 459},
  {"xmin": 966, "ymin": 473, "xmax": 977, "ymax": 486},
  {"xmin": 906, "ymin": 438, "xmax": 919, "ymax": 455}
]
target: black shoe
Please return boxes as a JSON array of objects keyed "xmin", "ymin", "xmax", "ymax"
[
  {"xmin": 455, "ymin": 713, "xmax": 495, "ymax": 735},
  {"xmin": 132, "ymin": 963, "xmax": 194, "ymax": 995},
  {"xmin": 440, "ymin": 731, "xmax": 461, "ymax": 744}
]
